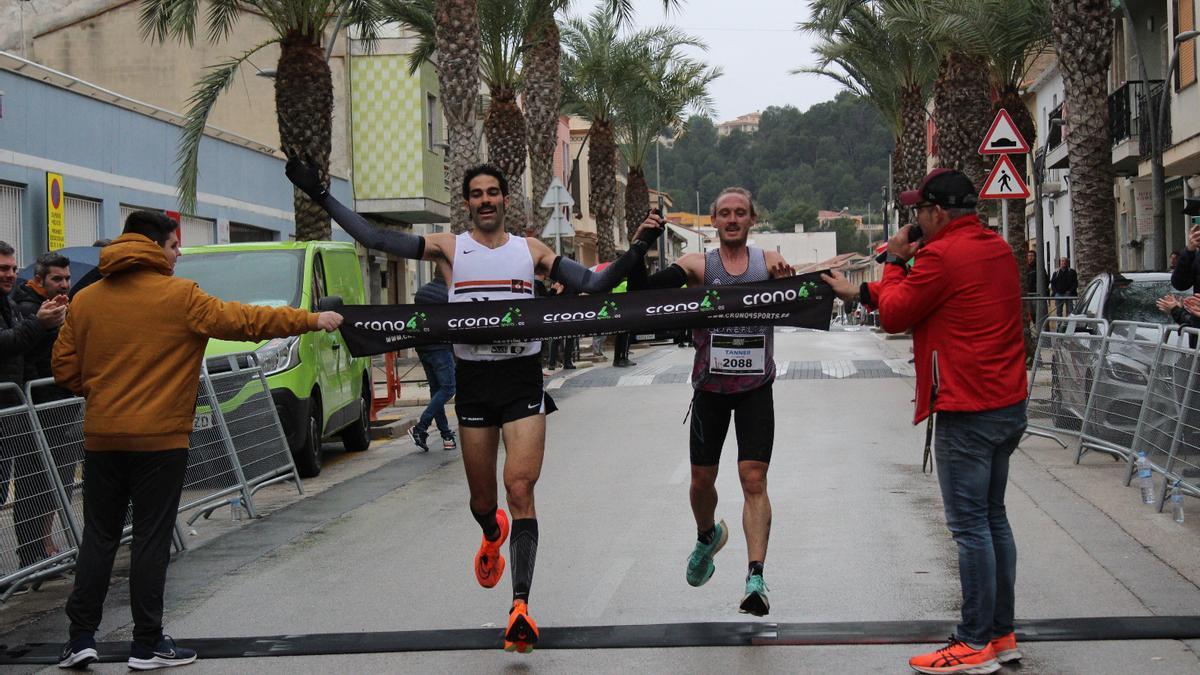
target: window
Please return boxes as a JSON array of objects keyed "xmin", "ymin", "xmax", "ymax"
[
  {"xmin": 229, "ymin": 222, "xmax": 277, "ymax": 243},
  {"xmin": 427, "ymin": 93, "xmax": 439, "ymax": 151},
  {"xmin": 64, "ymin": 195, "xmax": 100, "ymax": 248},
  {"xmin": 1176, "ymin": 0, "xmax": 1196, "ymax": 89},
  {"xmin": 180, "ymin": 214, "xmax": 215, "ymax": 246},
  {"xmin": 0, "ymin": 183, "xmax": 23, "ymax": 254}
]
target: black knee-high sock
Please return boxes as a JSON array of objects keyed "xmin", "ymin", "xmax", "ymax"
[
  {"xmin": 510, "ymin": 518, "xmax": 538, "ymax": 603},
  {"xmin": 471, "ymin": 506, "xmax": 501, "ymax": 541}
]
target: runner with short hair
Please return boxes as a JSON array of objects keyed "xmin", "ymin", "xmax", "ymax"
[
  {"xmin": 630, "ymin": 186, "xmax": 794, "ymax": 616},
  {"xmin": 288, "ymin": 159, "xmax": 662, "ymax": 651}
]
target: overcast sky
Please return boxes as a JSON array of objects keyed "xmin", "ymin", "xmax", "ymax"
[{"xmin": 572, "ymin": 0, "xmax": 843, "ymax": 123}]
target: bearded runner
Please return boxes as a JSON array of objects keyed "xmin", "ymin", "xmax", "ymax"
[{"xmin": 288, "ymin": 159, "xmax": 663, "ymax": 654}]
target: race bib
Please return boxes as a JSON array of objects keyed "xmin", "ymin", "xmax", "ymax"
[
  {"xmin": 471, "ymin": 344, "xmax": 529, "ymax": 357},
  {"xmin": 709, "ymin": 333, "xmax": 766, "ymax": 375}
]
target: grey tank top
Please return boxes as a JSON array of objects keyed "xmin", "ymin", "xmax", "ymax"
[{"xmin": 691, "ymin": 247, "xmax": 775, "ymax": 393}]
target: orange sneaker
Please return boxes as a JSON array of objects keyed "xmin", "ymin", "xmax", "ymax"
[
  {"xmin": 908, "ymin": 637, "xmax": 1000, "ymax": 674},
  {"xmin": 989, "ymin": 632, "xmax": 1021, "ymax": 664},
  {"xmin": 474, "ymin": 509, "xmax": 509, "ymax": 588},
  {"xmin": 503, "ymin": 599, "xmax": 539, "ymax": 653}
]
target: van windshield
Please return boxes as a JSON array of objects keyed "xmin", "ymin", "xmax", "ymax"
[{"xmin": 175, "ymin": 250, "xmax": 305, "ymax": 308}]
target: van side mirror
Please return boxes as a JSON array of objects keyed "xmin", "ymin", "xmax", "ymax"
[{"xmin": 317, "ymin": 295, "xmax": 344, "ymax": 312}]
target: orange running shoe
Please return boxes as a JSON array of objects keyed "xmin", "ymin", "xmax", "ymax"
[
  {"xmin": 989, "ymin": 632, "xmax": 1021, "ymax": 664},
  {"xmin": 474, "ymin": 508, "xmax": 509, "ymax": 588},
  {"xmin": 503, "ymin": 599, "xmax": 539, "ymax": 653},
  {"xmin": 908, "ymin": 637, "xmax": 1000, "ymax": 674}
]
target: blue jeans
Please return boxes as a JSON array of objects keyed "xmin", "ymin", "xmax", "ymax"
[
  {"xmin": 416, "ymin": 349, "xmax": 455, "ymax": 436},
  {"xmin": 934, "ymin": 401, "xmax": 1027, "ymax": 647}
]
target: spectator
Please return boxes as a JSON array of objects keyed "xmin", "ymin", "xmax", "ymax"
[
  {"xmin": 1156, "ymin": 293, "xmax": 1200, "ymax": 347},
  {"xmin": 544, "ymin": 282, "xmax": 576, "ymax": 370},
  {"xmin": 51, "ymin": 211, "xmax": 343, "ymax": 670},
  {"xmin": 12, "ymin": 252, "xmax": 77, "ymax": 562},
  {"xmin": 1169, "ymin": 251, "xmax": 1179, "ymax": 272},
  {"xmin": 1049, "ymin": 257, "xmax": 1078, "ymax": 317},
  {"xmin": 824, "ymin": 168, "xmax": 1028, "ymax": 674},
  {"xmin": 409, "ymin": 269, "xmax": 457, "ymax": 452},
  {"xmin": 0, "ymin": 241, "xmax": 67, "ymax": 582},
  {"xmin": 1172, "ymin": 224, "xmax": 1200, "ymax": 292}
]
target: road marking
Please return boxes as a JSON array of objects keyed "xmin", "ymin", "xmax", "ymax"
[
  {"xmin": 821, "ymin": 360, "xmax": 858, "ymax": 379},
  {"xmin": 883, "ymin": 358, "xmax": 916, "ymax": 377},
  {"xmin": 776, "ymin": 360, "xmax": 790, "ymax": 377},
  {"xmin": 546, "ymin": 366, "xmax": 592, "ymax": 390},
  {"xmin": 618, "ymin": 363, "xmax": 673, "ymax": 387}
]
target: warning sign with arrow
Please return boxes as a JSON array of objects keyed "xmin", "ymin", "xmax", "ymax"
[
  {"xmin": 979, "ymin": 155, "xmax": 1030, "ymax": 200},
  {"xmin": 978, "ymin": 109, "xmax": 1030, "ymax": 155}
]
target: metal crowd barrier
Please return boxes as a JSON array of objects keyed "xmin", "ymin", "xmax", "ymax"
[
  {"xmin": 0, "ymin": 353, "xmax": 302, "ymax": 600},
  {"xmin": 1024, "ymin": 318, "xmax": 1200, "ymax": 517}
]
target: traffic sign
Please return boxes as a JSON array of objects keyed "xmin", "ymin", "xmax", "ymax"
[
  {"xmin": 979, "ymin": 155, "xmax": 1031, "ymax": 200},
  {"xmin": 978, "ymin": 109, "xmax": 1030, "ymax": 155},
  {"xmin": 542, "ymin": 210, "xmax": 575, "ymax": 238},
  {"xmin": 540, "ymin": 177, "xmax": 574, "ymax": 209},
  {"xmin": 46, "ymin": 172, "xmax": 65, "ymax": 250}
]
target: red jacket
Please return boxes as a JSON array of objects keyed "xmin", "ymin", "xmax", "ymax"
[{"xmin": 866, "ymin": 214, "xmax": 1027, "ymax": 424}]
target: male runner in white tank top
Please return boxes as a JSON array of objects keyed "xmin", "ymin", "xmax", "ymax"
[
  {"xmin": 288, "ymin": 160, "xmax": 663, "ymax": 652},
  {"xmin": 630, "ymin": 187, "xmax": 794, "ymax": 616}
]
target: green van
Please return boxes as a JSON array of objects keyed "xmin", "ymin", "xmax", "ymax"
[{"xmin": 175, "ymin": 241, "xmax": 372, "ymax": 477}]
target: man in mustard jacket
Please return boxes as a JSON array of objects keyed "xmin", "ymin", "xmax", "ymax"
[{"xmin": 52, "ymin": 211, "xmax": 342, "ymax": 670}]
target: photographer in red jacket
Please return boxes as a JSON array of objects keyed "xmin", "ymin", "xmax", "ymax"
[{"xmin": 824, "ymin": 169, "xmax": 1027, "ymax": 675}]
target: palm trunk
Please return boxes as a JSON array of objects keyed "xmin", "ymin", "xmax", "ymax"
[
  {"xmin": 932, "ymin": 52, "xmax": 993, "ymax": 206},
  {"xmin": 896, "ymin": 85, "xmax": 928, "ymax": 209},
  {"xmin": 484, "ymin": 87, "xmax": 528, "ymax": 234},
  {"xmin": 276, "ymin": 34, "xmax": 333, "ymax": 241},
  {"xmin": 435, "ymin": 0, "xmax": 482, "ymax": 233},
  {"xmin": 1052, "ymin": 0, "xmax": 1117, "ymax": 280},
  {"xmin": 625, "ymin": 167, "xmax": 650, "ymax": 241},
  {"xmin": 589, "ymin": 119, "xmax": 619, "ymax": 262},
  {"xmin": 997, "ymin": 88, "xmax": 1035, "ymax": 287},
  {"xmin": 523, "ymin": 19, "xmax": 562, "ymax": 237}
]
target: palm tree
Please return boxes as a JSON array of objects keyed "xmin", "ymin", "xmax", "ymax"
[
  {"xmin": 799, "ymin": 1, "xmax": 936, "ymax": 212},
  {"xmin": 561, "ymin": 10, "xmax": 687, "ymax": 261},
  {"xmin": 140, "ymin": 0, "xmax": 381, "ymax": 241},
  {"xmin": 385, "ymin": 0, "xmax": 531, "ymax": 233},
  {"xmin": 932, "ymin": 0, "xmax": 1051, "ymax": 269},
  {"xmin": 433, "ymin": 0, "xmax": 483, "ymax": 233},
  {"xmin": 521, "ymin": 1, "xmax": 684, "ymax": 236},
  {"xmin": 1050, "ymin": 0, "xmax": 1117, "ymax": 279},
  {"xmin": 614, "ymin": 46, "xmax": 719, "ymax": 240}
]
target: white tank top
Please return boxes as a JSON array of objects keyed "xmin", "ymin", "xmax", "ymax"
[{"xmin": 449, "ymin": 231, "xmax": 541, "ymax": 361}]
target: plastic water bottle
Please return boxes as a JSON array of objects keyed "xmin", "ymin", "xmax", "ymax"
[
  {"xmin": 1170, "ymin": 485, "xmax": 1185, "ymax": 524},
  {"xmin": 230, "ymin": 496, "xmax": 244, "ymax": 521},
  {"xmin": 1135, "ymin": 452, "xmax": 1155, "ymax": 505}
]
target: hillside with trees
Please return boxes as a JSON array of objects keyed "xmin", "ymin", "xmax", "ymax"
[{"xmin": 657, "ymin": 92, "xmax": 893, "ymax": 239}]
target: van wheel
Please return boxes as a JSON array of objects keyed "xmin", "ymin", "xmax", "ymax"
[
  {"xmin": 341, "ymin": 378, "xmax": 372, "ymax": 453},
  {"xmin": 293, "ymin": 400, "xmax": 323, "ymax": 478}
]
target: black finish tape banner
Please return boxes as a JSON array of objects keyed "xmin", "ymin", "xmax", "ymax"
[{"xmin": 338, "ymin": 272, "xmax": 834, "ymax": 357}]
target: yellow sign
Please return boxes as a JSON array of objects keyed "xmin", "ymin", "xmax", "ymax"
[{"xmin": 46, "ymin": 172, "xmax": 65, "ymax": 250}]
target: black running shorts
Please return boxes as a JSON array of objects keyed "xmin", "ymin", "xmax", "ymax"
[
  {"xmin": 455, "ymin": 354, "xmax": 557, "ymax": 428},
  {"xmin": 689, "ymin": 383, "xmax": 774, "ymax": 466}
]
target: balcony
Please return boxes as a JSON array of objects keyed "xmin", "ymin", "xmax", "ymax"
[
  {"xmin": 1137, "ymin": 81, "xmax": 1171, "ymax": 163},
  {"xmin": 1107, "ymin": 80, "xmax": 1162, "ymax": 174},
  {"xmin": 1044, "ymin": 102, "xmax": 1069, "ymax": 170}
]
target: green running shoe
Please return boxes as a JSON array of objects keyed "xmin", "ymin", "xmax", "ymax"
[
  {"xmin": 739, "ymin": 574, "xmax": 770, "ymax": 616},
  {"xmin": 685, "ymin": 519, "xmax": 728, "ymax": 587}
]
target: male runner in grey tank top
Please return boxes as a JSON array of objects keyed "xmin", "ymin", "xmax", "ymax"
[{"xmin": 630, "ymin": 187, "xmax": 794, "ymax": 616}]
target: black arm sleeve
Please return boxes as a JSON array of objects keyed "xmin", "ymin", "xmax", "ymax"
[
  {"xmin": 548, "ymin": 242, "xmax": 651, "ymax": 293},
  {"xmin": 628, "ymin": 263, "xmax": 688, "ymax": 291},
  {"xmin": 316, "ymin": 192, "xmax": 426, "ymax": 260}
]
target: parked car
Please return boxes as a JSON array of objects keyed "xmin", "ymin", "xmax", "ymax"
[
  {"xmin": 175, "ymin": 242, "xmax": 372, "ymax": 477},
  {"xmin": 1050, "ymin": 272, "xmax": 1190, "ymax": 444}
]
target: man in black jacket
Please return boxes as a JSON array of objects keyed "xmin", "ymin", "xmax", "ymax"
[
  {"xmin": 1049, "ymin": 257, "xmax": 1078, "ymax": 317},
  {"xmin": 0, "ymin": 241, "xmax": 67, "ymax": 573},
  {"xmin": 410, "ymin": 268, "xmax": 457, "ymax": 452},
  {"xmin": 1172, "ymin": 224, "xmax": 1200, "ymax": 293}
]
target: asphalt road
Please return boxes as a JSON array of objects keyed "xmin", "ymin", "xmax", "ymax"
[{"xmin": 6, "ymin": 329, "xmax": 1200, "ymax": 673}]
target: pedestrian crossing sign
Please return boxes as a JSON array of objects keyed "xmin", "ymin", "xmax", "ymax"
[{"xmin": 979, "ymin": 155, "xmax": 1030, "ymax": 200}]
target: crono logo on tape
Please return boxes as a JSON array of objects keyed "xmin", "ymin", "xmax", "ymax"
[
  {"xmin": 356, "ymin": 310, "xmax": 428, "ymax": 333},
  {"xmin": 647, "ymin": 291, "xmax": 720, "ymax": 316},
  {"xmin": 742, "ymin": 282, "xmax": 818, "ymax": 306},
  {"xmin": 544, "ymin": 300, "xmax": 619, "ymax": 323},
  {"xmin": 449, "ymin": 306, "xmax": 523, "ymax": 329}
]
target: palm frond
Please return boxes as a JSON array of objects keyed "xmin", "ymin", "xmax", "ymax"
[
  {"xmin": 176, "ymin": 38, "xmax": 281, "ymax": 212},
  {"xmin": 204, "ymin": 0, "xmax": 242, "ymax": 44},
  {"xmin": 379, "ymin": 0, "xmax": 437, "ymax": 74},
  {"xmin": 344, "ymin": 0, "xmax": 384, "ymax": 53}
]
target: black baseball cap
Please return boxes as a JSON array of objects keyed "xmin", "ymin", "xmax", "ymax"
[{"xmin": 900, "ymin": 168, "xmax": 978, "ymax": 209}]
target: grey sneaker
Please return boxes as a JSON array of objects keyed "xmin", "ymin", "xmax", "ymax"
[
  {"xmin": 685, "ymin": 519, "xmax": 728, "ymax": 587},
  {"xmin": 442, "ymin": 432, "xmax": 457, "ymax": 451},
  {"xmin": 58, "ymin": 635, "xmax": 98, "ymax": 669}
]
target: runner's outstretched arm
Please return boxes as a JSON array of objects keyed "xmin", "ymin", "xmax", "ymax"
[
  {"xmin": 546, "ymin": 210, "xmax": 668, "ymax": 293},
  {"xmin": 286, "ymin": 158, "xmax": 426, "ymax": 260}
]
